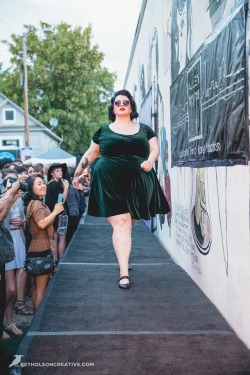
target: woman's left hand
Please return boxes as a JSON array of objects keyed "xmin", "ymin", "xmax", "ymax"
[
  {"xmin": 140, "ymin": 160, "xmax": 154, "ymax": 172},
  {"xmin": 10, "ymin": 217, "xmax": 24, "ymax": 227},
  {"xmin": 62, "ymin": 179, "xmax": 69, "ymax": 188}
]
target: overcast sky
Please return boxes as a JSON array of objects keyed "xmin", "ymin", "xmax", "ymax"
[{"xmin": 0, "ymin": 0, "xmax": 142, "ymax": 91}]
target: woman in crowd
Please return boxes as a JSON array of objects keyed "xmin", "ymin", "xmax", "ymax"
[
  {"xmin": 14, "ymin": 166, "xmax": 28, "ymax": 182},
  {"xmin": 73, "ymin": 89, "xmax": 170, "ymax": 289},
  {"xmin": 64, "ymin": 170, "xmax": 80, "ymax": 246},
  {"xmin": 45, "ymin": 163, "xmax": 69, "ymax": 260},
  {"xmin": 25, "ymin": 174, "xmax": 64, "ymax": 311},
  {"xmin": 23, "ymin": 164, "xmax": 35, "ymax": 176},
  {"xmin": 2, "ymin": 170, "xmax": 26, "ymax": 335},
  {"xmin": 0, "ymin": 182, "xmax": 20, "ymax": 340}
]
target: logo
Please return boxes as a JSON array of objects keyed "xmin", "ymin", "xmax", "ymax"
[{"xmin": 9, "ymin": 355, "xmax": 23, "ymax": 368}]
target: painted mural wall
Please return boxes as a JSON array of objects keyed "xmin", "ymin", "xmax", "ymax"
[{"xmin": 124, "ymin": 0, "xmax": 250, "ymax": 348}]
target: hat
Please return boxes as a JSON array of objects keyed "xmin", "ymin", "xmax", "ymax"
[{"xmin": 47, "ymin": 163, "xmax": 67, "ymax": 182}]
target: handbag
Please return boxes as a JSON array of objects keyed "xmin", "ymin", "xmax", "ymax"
[
  {"xmin": 24, "ymin": 201, "xmax": 55, "ymax": 275},
  {"xmin": 24, "ymin": 250, "xmax": 55, "ymax": 276},
  {"xmin": 0, "ymin": 221, "xmax": 15, "ymax": 265}
]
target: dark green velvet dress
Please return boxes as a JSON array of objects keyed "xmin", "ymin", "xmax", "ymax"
[{"xmin": 87, "ymin": 123, "xmax": 170, "ymax": 220}]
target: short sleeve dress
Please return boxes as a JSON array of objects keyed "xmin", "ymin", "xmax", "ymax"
[
  {"xmin": 26, "ymin": 200, "xmax": 55, "ymax": 252},
  {"xmin": 87, "ymin": 123, "xmax": 170, "ymax": 220}
]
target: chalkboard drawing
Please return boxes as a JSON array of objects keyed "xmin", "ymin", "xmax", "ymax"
[{"xmin": 191, "ymin": 169, "xmax": 212, "ymax": 255}]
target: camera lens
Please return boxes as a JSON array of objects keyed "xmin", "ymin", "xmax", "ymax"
[
  {"xmin": 2, "ymin": 177, "xmax": 17, "ymax": 188},
  {"xmin": 19, "ymin": 182, "xmax": 28, "ymax": 192}
]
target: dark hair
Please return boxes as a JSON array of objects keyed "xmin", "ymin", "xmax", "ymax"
[
  {"xmin": 24, "ymin": 174, "xmax": 44, "ymax": 205},
  {"xmin": 108, "ymin": 89, "xmax": 139, "ymax": 122},
  {"xmin": 34, "ymin": 163, "xmax": 44, "ymax": 169},
  {"xmin": 2, "ymin": 168, "xmax": 18, "ymax": 179},
  {"xmin": 0, "ymin": 158, "xmax": 13, "ymax": 170},
  {"xmin": 13, "ymin": 158, "xmax": 23, "ymax": 165},
  {"xmin": 63, "ymin": 170, "xmax": 72, "ymax": 185},
  {"xmin": 23, "ymin": 164, "xmax": 34, "ymax": 170},
  {"xmin": 14, "ymin": 165, "xmax": 28, "ymax": 174}
]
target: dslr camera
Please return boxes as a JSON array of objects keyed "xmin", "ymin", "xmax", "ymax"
[{"xmin": 2, "ymin": 177, "xmax": 28, "ymax": 192}]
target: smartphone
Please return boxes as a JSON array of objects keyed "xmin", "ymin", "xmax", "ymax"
[{"xmin": 57, "ymin": 193, "xmax": 63, "ymax": 203}]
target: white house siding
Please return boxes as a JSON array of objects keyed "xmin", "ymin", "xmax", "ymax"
[
  {"xmin": 125, "ymin": 0, "xmax": 250, "ymax": 348},
  {"xmin": 0, "ymin": 93, "xmax": 60, "ymax": 157}
]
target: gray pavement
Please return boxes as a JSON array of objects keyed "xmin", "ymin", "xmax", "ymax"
[{"xmin": 14, "ymin": 216, "xmax": 250, "ymax": 375}]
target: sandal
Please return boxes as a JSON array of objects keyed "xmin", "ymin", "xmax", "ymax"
[
  {"xmin": 119, "ymin": 276, "xmax": 131, "ymax": 289},
  {"xmin": 5, "ymin": 323, "xmax": 23, "ymax": 336},
  {"xmin": 14, "ymin": 300, "xmax": 33, "ymax": 315},
  {"xmin": 0, "ymin": 331, "xmax": 11, "ymax": 341}
]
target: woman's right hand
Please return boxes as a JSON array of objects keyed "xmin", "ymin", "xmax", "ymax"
[
  {"xmin": 8, "ymin": 181, "xmax": 20, "ymax": 195},
  {"xmin": 72, "ymin": 177, "xmax": 80, "ymax": 189},
  {"xmin": 0, "ymin": 195, "xmax": 10, "ymax": 212},
  {"xmin": 53, "ymin": 202, "xmax": 64, "ymax": 215}
]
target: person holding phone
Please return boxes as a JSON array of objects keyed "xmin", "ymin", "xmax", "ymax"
[
  {"xmin": 25, "ymin": 174, "xmax": 64, "ymax": 311},
  {"xmin": 45, "ymin": 163, "xmax": 69, "ymax": 260}
]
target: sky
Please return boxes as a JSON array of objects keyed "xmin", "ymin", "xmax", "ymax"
[{"xmin": 0, "ymin": 0, "xmax": 142, "ymax": 91}]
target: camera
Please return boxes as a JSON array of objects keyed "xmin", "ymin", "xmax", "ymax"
[{"xmin": 2, "ymin": 177, "xmax": 28, "ymax": 192}]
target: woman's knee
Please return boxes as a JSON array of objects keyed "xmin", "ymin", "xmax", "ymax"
[
  {"xmin": 6, "ymin": 284, "xmax": 15, "ymax": 297},
  {"xmin": 107, "ymin": 213, "xmax": 132, "ymax": 230}
]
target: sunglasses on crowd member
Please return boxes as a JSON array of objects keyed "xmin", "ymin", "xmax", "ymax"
[{"xmin": 114, "ymin": 100, "xmax": 130, "ymax": 107}]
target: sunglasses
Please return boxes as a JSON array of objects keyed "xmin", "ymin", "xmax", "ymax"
[{"xmin": 114, "ymin": 100, "xmax": 130, "ymax": 107}]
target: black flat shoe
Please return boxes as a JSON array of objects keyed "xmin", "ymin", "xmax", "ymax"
[{"xmin": 119, "ymin": 276, "xmax": 131, "ymax": 289}]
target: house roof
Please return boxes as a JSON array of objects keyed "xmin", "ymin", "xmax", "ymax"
[
  {"xmin": 27, "ymin": 147, "xmax": 76, "ymax": 167},
  {"xmin": 0, "ymin": 92, "xmax": 61, "ymax": 142},
  {"xmin": 39, "ymin": 147, "xmax": 74, "ymax": 159}
]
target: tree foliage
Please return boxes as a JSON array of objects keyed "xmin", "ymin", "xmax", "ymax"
[{"xmin": 0, "ymin": 22, "xmax": 116, "ymax": 154}]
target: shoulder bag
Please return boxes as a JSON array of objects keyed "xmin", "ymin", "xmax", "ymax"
[
  {"xmin": 24, "ymin": 200, "xmax": 55, "ymax": 275},
  {"xmin": 0, "ymin": 221, "xmax": 15, "ymax": 265}
]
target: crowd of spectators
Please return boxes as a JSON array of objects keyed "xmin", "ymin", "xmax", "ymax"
[{"xmin": 0, "ymin": 156, "xmax": 91, "ymax": 341}]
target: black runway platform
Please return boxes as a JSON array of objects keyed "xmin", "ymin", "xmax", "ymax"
[{"xmin": 13, "ymin": 216, "xmax": 250, "ymax": 375}]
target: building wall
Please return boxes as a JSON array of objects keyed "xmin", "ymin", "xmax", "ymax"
[
  {"xmin": 0, "ymin": 96, "xmax": 60, "ymax": 157},
  {"xmin": 125, "ymin": 0, "xmax": 250, "ymax": 348}
]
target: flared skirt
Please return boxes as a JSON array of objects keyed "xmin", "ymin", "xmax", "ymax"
[{"xmin": 88, "ymin": 156, "xmax": 170, "ymax": 220}]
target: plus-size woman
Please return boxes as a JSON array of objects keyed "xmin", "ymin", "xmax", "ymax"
[{"xmin": 73, "ymin": 89, "xmax": 170, "ymax": 289}]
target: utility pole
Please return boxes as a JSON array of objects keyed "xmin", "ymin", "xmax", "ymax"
[{"xmin": 23, "ymin": 33, "xmax": 29, "ymax": 147}]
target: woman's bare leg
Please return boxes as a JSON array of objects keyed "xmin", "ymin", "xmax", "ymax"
[
  {"xmin": 107, "ymin": 213, "xmax": 133, "ymax": 285},
  {"xmin": 33, "ymin": 274, "xmax": 50, "ymax": 312},
  {"xmin": 57, "ymin": 233, "xmax": 66, "ymax": 259},
  {"xmin": 5, "ymin": 269, "xmax": 23, "ymax": 335}
]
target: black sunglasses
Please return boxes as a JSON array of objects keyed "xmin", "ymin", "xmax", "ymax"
[{"xmin": 114, "ymin": 100, "xmax": 130, "ymax": 107}]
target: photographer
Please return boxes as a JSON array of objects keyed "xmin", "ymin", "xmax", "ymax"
[
  {"xmin": 2, "ymin": 169, "xmax": 30, "ymax": 336},
  {"xmin": 0, "ymin": 173, "xmax": 21, "ymax": 340}
]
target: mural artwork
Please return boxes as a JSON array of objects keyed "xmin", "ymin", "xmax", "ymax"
[
  {"xmin": 170, "ymin": 3, "xmax": 248, "ymax": 167},
  {"xmin": 139, "ymin": 27, "xmax": 172, "ymax": 231}
]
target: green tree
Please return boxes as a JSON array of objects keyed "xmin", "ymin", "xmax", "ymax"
[{"xmin": 0, "ymin": 22, "xmax": 116, "ymax": 153}]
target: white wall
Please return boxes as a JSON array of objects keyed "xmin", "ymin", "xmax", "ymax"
[{"xmin": 125, "ymin": 0, "xmax": 250, "ymax": 348}]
